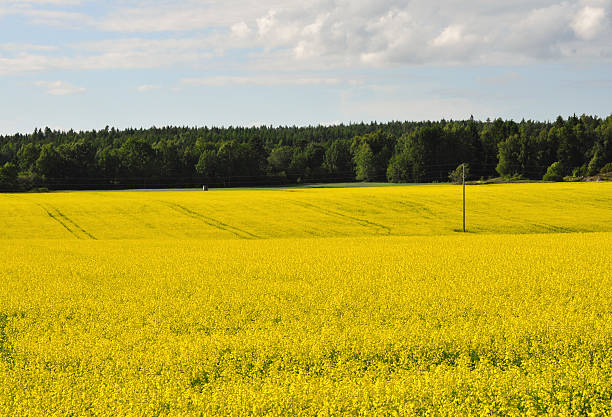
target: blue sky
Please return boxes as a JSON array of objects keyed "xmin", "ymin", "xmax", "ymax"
[{"xmin": 1, "ymin": 0, "xmax": 611, "ymax": 135}]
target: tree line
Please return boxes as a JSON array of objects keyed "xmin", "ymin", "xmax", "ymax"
[{"xmin": 0, "ymin": 115, "xmax": 611, "ymax": 191}]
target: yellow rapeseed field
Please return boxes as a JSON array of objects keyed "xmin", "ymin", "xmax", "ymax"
[
  {"xmin": 0, "ymin": 182, "xmax": 611, "ymax": 416},
  {"xmin": 1, "ymin": 182, "xmax": 611, "ymax": 240}
]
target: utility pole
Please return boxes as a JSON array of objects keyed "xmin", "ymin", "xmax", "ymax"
[{"xmin": 462, "ymin": 163, "xmax": 466, "ymax": 233}]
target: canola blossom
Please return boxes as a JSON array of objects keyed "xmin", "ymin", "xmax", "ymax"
[
  {"xmin": 0, "ymin": 182, "xmax": 611, "ymax": 416},
  {"xmin": 0, "ymin": 182, "xmax": 611, "ymax": 240}
]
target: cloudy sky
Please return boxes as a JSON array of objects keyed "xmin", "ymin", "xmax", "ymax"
[{"xmin": 1, "ymin": 0, "xmax": 611, "ymax": 134}]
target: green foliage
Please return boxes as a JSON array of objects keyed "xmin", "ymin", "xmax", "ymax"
[
  {"xmin": 572, "ymin": 165, "xmax": 587, "ymax": 178},
  {"xmin": 304, "ymin": 142, "xmax": 325, "ymax": 170},
  {"xmin": 119, "ymin": 137, "xmax": 156, "ymax": 178},
  {"xmin": 600, "ymin": 162, "xmax": 612, "ymax": 174},
  {"xmin": 448, "ymin": 164, "xmax": 470, "ymax": 184},
  {"xmin": 351, "ymin": 130, "xmax": 394, "ymax": 182},
  {"xmin": 0, "ymin": 162, "xmax": 18, "ymax": 191},
  {"xmin": 480, "ymin": 119, "xmax": 518, "ymax": 171},
  {"xmin": 195, "ymin": 150, "xmax": 218, "ymax": 178},
  {"xmin": 496, "ymin": 127, "xmax": 555, "ymax": 180},
  {"xmin": 389, "ymin": 127, "xmax": 452, "ymax": 183},
  {"xmin": 96, "ymin": 146, "xmax": 121, "ymax": 181},
  {"xmin": 35, "ymin": 143, "xmax": 63, "ymax": 179},
  {"xmin": 543, "ymin": 162, "xmax": 565, "ymax": 182},
  {"xmin": 386, "ymin": 153, "xmax": 412, "ymax": 183},
  {"xmin": 267, "ymin": 146, "xmax": 293, "ymax": 175},
  {"xmin": 353, "ymin": 142, "xmax": 377, "ymax": 181},
  {"xmin": 0, "ymin": 115, "xmax": 610, "ymax": 190},
  {"xmin": 16, "ymin": 143, "xmax": 40, "ymax": 173},
  {"xmin": 587, "ymin": 147, "xmax": 605, "ymax": 176},
  {"xmin": 323, "ymin": 139, "xmax": 353, "ymax": 178}
]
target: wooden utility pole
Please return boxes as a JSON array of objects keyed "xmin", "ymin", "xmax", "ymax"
[{"xmin": 462, "ymin": 163, "xmax": 466, "ymax": 233}]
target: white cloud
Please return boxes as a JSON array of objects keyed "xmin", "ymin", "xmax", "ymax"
[
  {"xmin": 432, "ymin": 25, "xmax": 465, "ymax": 47},
  {"xmin": 0, "ymin": 42, "xmax": 58, "ymax": 52},
  {"xmin": 97, "ymin": 1, "xmax": 283, "ymax": 33},
  {"xmin": 230, "ymin": 22, "xmax": 251, "ymax": 38},
  {"xmin": 256, "ymin": 9, "xmax": 276, "ymax": 36},
  {"xmin": 1, "ymin": 0, "xmax": 611, "ymax": 76},
  {"xmin": 0, "ymin": 1, "xmax": 91, "ymax": 28},
  {"xmin": 0, "ymin": 0, "xmax": 81, "ymax": 4},
  {"xmin": 181, "ymin": 75, "xmax": 342, "ymax": 86},
  {"xmin": 0, "ymin": 38, "xmax": 214, "ymax": 75},
  {"xmin": 35, "ymin": 80, "xmax": 85, "ymax": 95},
  {"xmin": 0, "ymin": 54, "xmax": 70, "ymax": 75},
  {"xmin": 136, "ymin": 84, "xmax": 161, "ymax": 92},
  {"xmin": 22, "ymin": 9, "xmax": 91, "ymax": 27},
  {"xmin": 572, "ymin": 6, "xmax": 607, "ymax": 39}
]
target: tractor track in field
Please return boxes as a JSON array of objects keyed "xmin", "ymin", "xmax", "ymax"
[
  {"xmin": 38, "ymin": 203, "xmax": 97, "ymax": 240},
  {"xmin": 82, "ymin": 193, "xmax": 177, "ymax": 238},
  {"xmin": 159, "ymin": 201, "xmax": 259, "ymax": 239},
  {"xmin": 8, "ymin": 195, "xmax": 96, "ymax": 240},
  {"xmin": 287, "ymin": 199, "xmax": 391, "ymax": 235},
  {"xmin": 531, "ymin": 223, "xmax": 576, "ymax": 233},
  {"xmin": 393, "ymin": 200, "xmax": 436, "ymax": 219}
]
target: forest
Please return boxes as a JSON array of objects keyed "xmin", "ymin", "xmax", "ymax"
[{"xmin": 0, "ymin": 114, "xmax": 611, "ymax": 191}]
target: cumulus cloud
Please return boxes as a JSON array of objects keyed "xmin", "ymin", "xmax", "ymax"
[
  {"xmin": 136, "ymin": 84, "xmax": 161, "ymax": 92},
  {"xmin": 230, "ymin": 22, "xmax": 251, "ymax": 38},
  {"xmin": 1, "ymin": 0, "xmax": 611, "ymax": 75},
  {"xmin": 572, "ymin": 6, "xmax": 607, "ymax": 39},
  {"xmin": 35, "ymin": 80, "xmax": 85, "ymax": 95},
  {"xmin": 432, "ymin": 25, "xmax": 466, "ymax": 47}
]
